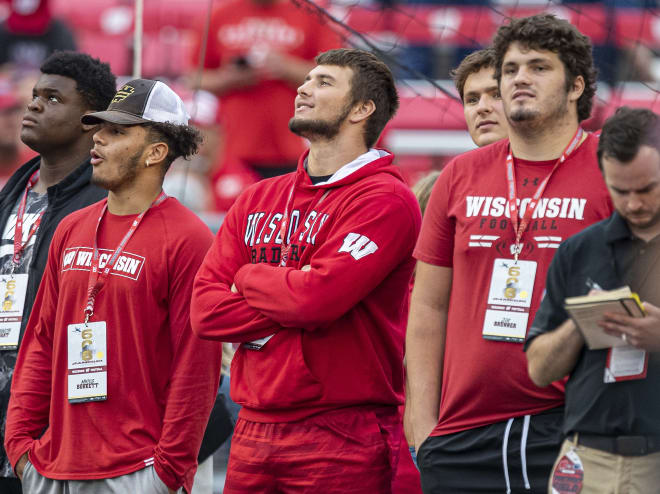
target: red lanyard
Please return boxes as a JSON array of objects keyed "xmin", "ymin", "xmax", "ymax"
[
  {"xmin": 506, "ymin": 127, "xmax": 584, "ymax": 261},
  {"xmin": 278, "ymin": 173, "xmax": 329, "ymax": 267},
  {"xmin": 84, "ymin": 191, "xmax": 167, "ymax": 322},
  {"xmin": 13, "ymin": 170, "xmax": 44, "ymax": 269}
]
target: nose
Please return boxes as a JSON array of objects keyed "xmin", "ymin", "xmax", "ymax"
[
  {"xmin": 26, "ymin": 96, "xmax": 42, "ymax": 112},
  {"xmin": 297, "ymin": 79, "xmax": 312, "ymax": 97},
  {"xmin": 92, "ymin": 127, "xmax": 106, "ymax": 145},
  {"xmin": 476, "ymin": 95, "xmax": 492, "ymax": 115},
  {"xmin": 513, "ymin": 66, "xmax": 531, "ymax": 86},
  {"xmin": 627, "ymin": 193, "xmax": 644, "ymax": 212}
]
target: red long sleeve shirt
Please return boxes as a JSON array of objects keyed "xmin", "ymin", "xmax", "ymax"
[
  {"xmin": 192, "ymin": 150, "xmax": 422, "ymax": 422},
  {"xmin": 5, "ymin": 198, "xmax": 222, "ymax": 493}
]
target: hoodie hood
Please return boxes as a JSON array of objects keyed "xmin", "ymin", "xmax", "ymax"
[{"xmin": 294, "ymin": 148, "xmax": 404, "ymax": 190}]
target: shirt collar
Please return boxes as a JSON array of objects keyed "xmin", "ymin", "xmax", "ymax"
[{"xmin": 605, "ymin": 211, "xmax": 634, "ymax": 244}]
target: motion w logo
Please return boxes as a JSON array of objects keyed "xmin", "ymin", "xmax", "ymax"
[{"xmin": 338, "ymin": 233, "xmax": 378, "ymax": 260}]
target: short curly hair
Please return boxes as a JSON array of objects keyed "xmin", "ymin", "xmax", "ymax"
[
  {"xmin": 144, "ymin": 121, "xmax": 203, "ymax": 172},
  {"xmin": 451, "ymin": 48, "xmax": 496, "ymax": 102},
  {"xmin": 315, "ymin": 48, "xmax": 399, "ymax": 148},
  {"xmin": 492, "ymin": 14, "xmax": 597, "ymax": 122},
  {"xmin": 40, "ymin": 51, "xmax": 116, "ymax": 112},
  {"xmin": 597, "ymin": 107, "xmax": 659, "ymax": 168}
]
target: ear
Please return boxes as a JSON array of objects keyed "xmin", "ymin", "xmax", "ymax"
[
  {"xmin": 144, "ymin": 141, "xmax": 169, "ymax": 168},
  {"xmin": 80, "ymin": 110, "xmax": 98, "ymax": 133},
  {"xmin": 569, "ymin": 75, "xmax": 585, "ymax": 104},
  {"xmin": 349, "ymin": 100, "xmax": 376, "ymax": 124}
]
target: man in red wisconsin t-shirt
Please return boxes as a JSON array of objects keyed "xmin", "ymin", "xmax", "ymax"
[
  {"xmin": 407, "ymin": 14, "xmax": 613, "ymax": 493},
  {"xmin": 194, "ymin": 0, "xmax": 341, "ymax": 179},
  {"xmin": 6, "ymin": 79, "xmax": 221, "ymax": 494}
]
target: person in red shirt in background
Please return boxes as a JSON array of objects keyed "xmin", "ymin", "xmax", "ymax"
[
  {"xmin": 0, "ymin": 82, "xmax": 35, "ymax": 189},
  {"xmin": 0, "ymin": 0, "xmax": 76, "ymax": 75},
  {"xmin": 193, "ymin": 0, "xmax": 341, "ymax": 179}
]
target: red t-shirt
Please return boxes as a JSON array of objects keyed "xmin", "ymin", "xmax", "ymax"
[
  {"xmin": 414, "ymin": 134, "xmax": 613, "ymax": 436},
  {"xmin": 6, "ymin": 198, "xmax": 222, "ymax": 493},
  {"xmin": 197, "ymin": 0, "xmax": 341, "ymax": 167}
]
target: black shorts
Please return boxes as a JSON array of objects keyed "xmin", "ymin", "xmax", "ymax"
[{"xmin": 417, "ymin": 408, "xmax": 563, "ymax": 494}]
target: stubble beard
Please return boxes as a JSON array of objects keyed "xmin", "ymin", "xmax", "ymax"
[
  {"xmin": 506, "ymin": 90, "xmax": 569, "ymax": 135},
  {"xmin": 289, "ymin": 103, "xmax": 353, "ymax": 141},
  {"xmin": 91, "ymin": 149, "xmax": 142, "ymax": 192}
]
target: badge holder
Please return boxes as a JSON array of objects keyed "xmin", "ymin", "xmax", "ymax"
[
  {"xmin": 482, "ymin": 258, "xmax": 537, "ymax": 342},
  {"xmin": 604, "ymin": 345, "xmax": 648, "ymax": 383},
  {"xmin": 0, "ymin": 265, "xmax": 28, "ymax": 350},
  {"xmin": 551, "ymin": 448, "xmax": 584, "ymax": 494},
  {"xmin": 67, "ymin": 309, "xmax": 108, "ymax": 403}
]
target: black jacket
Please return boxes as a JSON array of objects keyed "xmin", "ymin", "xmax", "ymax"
[
  {"xmin": 0, "ymin": 156, "xmax": 107, "ymax": 341},
  {"xmin": 0, "ymin": 156, "xmax": 106, "ymax": 477}
]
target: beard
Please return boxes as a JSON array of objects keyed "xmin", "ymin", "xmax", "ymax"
[
  {"xmin": 506, "ymin": 90, "xmax": 569, "ymax": 129},
  {"xmin": 91, "ymin": 148, "xmax": 142, "ymax": 191},
  {"xmin": 289, "ymin": 103, "xmax": 353, "ymax": 141},
  {"xmin": 508, "ymin": 107, "xmax": 540, "ymax": 123}
]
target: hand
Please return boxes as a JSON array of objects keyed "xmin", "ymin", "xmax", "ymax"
[
  {"xmin": 600, "ymin": 301, "xmax": 660, "ymax": 352},
  {"xmin": 15, "ymin": 453, "xmax": 27, "ymax": 481}
]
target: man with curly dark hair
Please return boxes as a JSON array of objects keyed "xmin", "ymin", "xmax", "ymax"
[
  {"xmin": 492, "ymin": 13, "xmax": 597, "ymax": 126},
  {"xmin": 5, "ymin": 79, "xmax": 222, "ymax": 494},
  {"xmin": 0, "ymin": 50, "xmax": 115, "ymax": 494},
  {"xmin": 408, "ymin": 14, "xmax": 613, "ymax": 493}
]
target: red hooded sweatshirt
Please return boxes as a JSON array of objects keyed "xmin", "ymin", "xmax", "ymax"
[{"xmin": 192, "ymin": 149, "xmax": 421, "ymax": 422}]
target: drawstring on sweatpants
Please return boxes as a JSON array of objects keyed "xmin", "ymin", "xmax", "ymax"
[
  {"xmin": 502, "ymin": 415, "xmax": 532, "ymax": 493},
  {"xmin": 521, "ymin": 415, "xmax": 531, "ymax": 490},
  {"xmin": 502, "ymin": 418, "xmax": 514, "ymax": 494}
]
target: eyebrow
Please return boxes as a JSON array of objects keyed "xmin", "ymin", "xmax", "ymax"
[
  {"xmin": 610, "ymin": 182, "xmax": 658, "ymax": 194},
  {"xmin": 504, "ymin": 57, "xmax": 551, "ymax": 66},
  {"xmin": 34, "ymin": 87, "xmax": 64, "ymax": 95},
  {"xmin": 465, "ymin": 84, "xmax": 498, "ymax": 95},
  {"xmin": 312, "ymin": 73, "xmax": 336, "ymax": 82}
]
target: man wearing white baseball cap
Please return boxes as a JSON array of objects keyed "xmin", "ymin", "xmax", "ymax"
[{"xmin": 5, "ymin": 79, "xmax": 222, "ymax": 494}]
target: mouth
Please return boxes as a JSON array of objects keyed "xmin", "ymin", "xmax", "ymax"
[
  {"xmin": 90, "ymin": 149, "xmax": 104, "ymax": 166},
  {"xmin": 295, "ymin": 101, "xmax": 314, "ymax": 112},
  {"xmin": 21, "ymin": 116, "xmax": 38, "ymax": 128},
  {"xmin": 512, "ymin": 91, "xmax": 534, "ymax": 101},
  {"xmin": 477, "ymin": 120, "xmax": 497, "ymax": 130}
]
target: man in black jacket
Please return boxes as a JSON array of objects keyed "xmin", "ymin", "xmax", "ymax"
[{"xmin": 0, "ymin": 51, "xmax": 116, "ymax": 494}]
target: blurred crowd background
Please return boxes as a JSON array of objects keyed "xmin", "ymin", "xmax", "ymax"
[
  {"xmin": 1, "ymin": 1, "xmax": 659, "ymax": 491},
  {"xmin": 1, "ymin": 0, "xmax": 660, "ymax": 235}
]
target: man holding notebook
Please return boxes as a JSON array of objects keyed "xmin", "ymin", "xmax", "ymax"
[{"xmin": 525, "ymin": 106, "xmax": 660, "ymax": 493}]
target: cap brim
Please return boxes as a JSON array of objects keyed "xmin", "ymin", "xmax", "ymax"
[{"xmin": 81, "ymin": 110, "xmax": 150, "ymax": 125}]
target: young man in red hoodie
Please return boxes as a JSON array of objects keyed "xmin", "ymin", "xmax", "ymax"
[{"xmin": 192, "ymin": 48, "xmax": 421, "ymax": 492}]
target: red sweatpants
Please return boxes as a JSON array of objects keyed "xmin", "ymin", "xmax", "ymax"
[{"xmin": 224, "ymin": 407, "xmax": 400, "ymax": 494}]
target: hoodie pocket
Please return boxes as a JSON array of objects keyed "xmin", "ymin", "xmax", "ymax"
[{"xmin": 231, "ymin": 329, "xmax": 324, "ymax": 409}]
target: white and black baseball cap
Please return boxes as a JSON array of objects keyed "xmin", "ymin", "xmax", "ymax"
[{"xmin": 82, "ymin": 79, "xmax": 189, "ymax": 126}]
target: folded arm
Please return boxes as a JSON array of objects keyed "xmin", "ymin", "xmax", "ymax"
[
  {"xmin": 191, "ymin": 204, "xmax": 279, "ymax": 342},
  {"xmin": 234, "ymin": 193, "xmax": 420, "ymax": 329}
]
